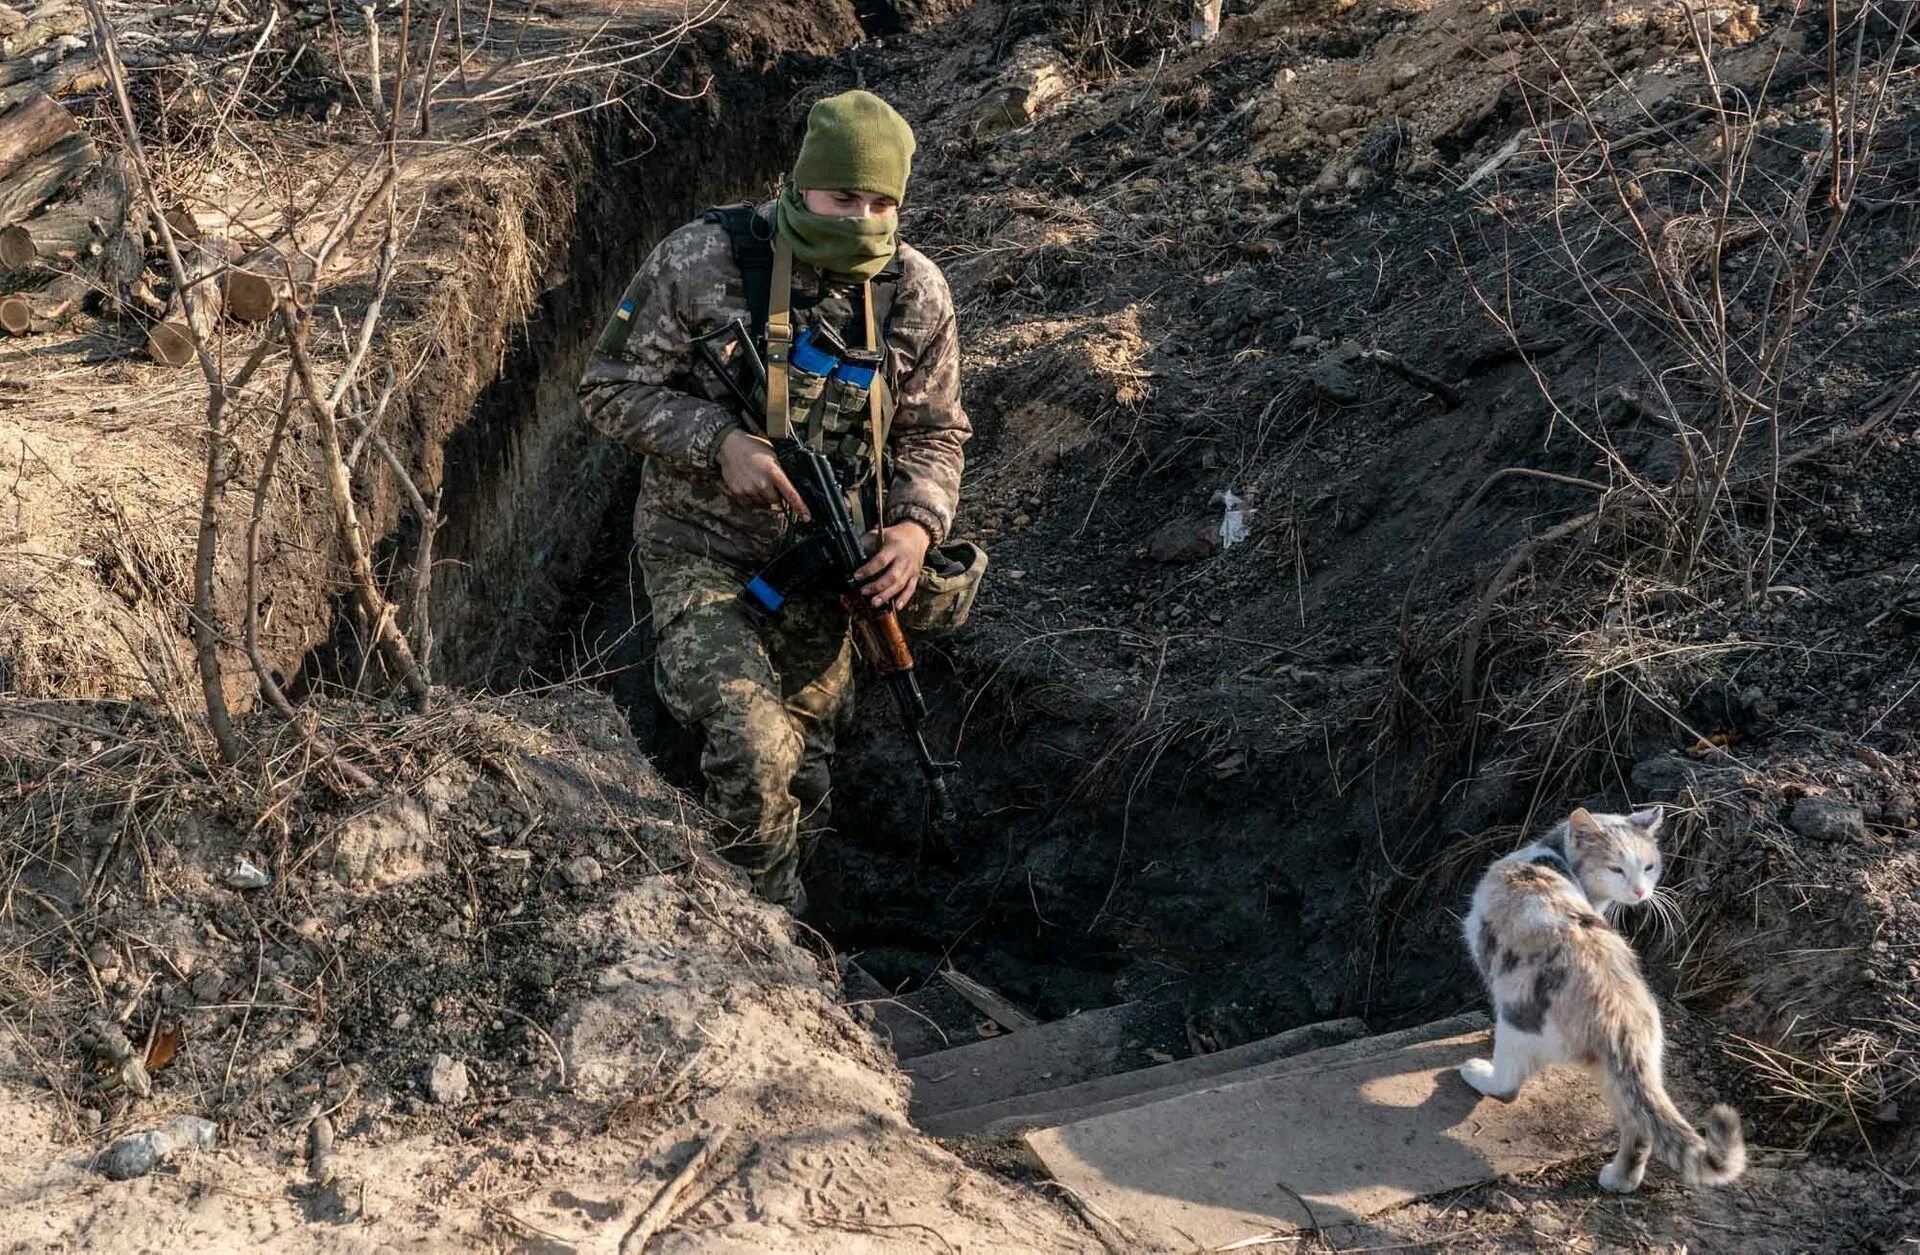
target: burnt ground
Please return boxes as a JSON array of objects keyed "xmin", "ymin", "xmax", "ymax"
[{"xmin": 569, "ymin": 0, "xmax": 1920, "ymax": 1214}]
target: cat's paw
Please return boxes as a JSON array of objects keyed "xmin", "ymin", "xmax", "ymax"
[
  {"xmin": 1459, "ymin": 1058, "xmax": 1510, "ymax": 1099},
  {"xmin": 1597, "ymin": 1163, "xmax": 1642, "ymax": 1194}
]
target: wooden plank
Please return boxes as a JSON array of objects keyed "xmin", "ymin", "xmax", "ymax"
[
  {"xmin": 936, "ymin": 967, "xmax": 1039, "ymax": 1032},
  {"xmin": 920, "ymin": 1015, "xmax": 1375, "ymax": 1138},
  {"xmin": 907, "ymin": 1002, "xmax": 1146, "ymax": 1120},
  {"xmin": 1024, "ymin": 1028, "xmax": 1609, "ymax": 1249}
]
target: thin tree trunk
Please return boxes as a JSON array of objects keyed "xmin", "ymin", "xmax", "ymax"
[{"xmin": 282, "ymin": 304, "xmax": 433, "ymax": 710}]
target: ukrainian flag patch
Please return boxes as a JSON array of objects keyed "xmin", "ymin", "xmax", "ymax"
[{"xmin": 615, "ymin": 299, "xmax": 635, "ymax": 321}]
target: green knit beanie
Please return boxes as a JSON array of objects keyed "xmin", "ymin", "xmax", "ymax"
[{"xmin": 791, "ymin": 90, "xmax": 916, "ymax": 202}]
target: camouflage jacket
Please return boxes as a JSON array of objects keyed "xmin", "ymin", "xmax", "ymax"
[{"xmin": 579, "ymin": 206, "xmax": 970, "ymax": 569}]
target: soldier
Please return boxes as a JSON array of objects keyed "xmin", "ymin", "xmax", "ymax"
[{"xmin": 579, "ymin": 90, "xmax": 971, "ymax": 913}]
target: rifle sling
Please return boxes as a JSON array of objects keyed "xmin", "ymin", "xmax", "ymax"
[{"xmin": 763, "ymin": 236, "xmax": 891, "ymax": 534}]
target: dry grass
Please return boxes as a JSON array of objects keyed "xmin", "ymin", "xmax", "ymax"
[{"xmin": 1727, "ymin": 1026, "xmax": 1917, "ymax": 1151}]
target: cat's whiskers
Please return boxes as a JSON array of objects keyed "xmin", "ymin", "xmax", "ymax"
[{"xmin": 1648, "ymin": 888, "xmax": 1684, "ymax": 948}]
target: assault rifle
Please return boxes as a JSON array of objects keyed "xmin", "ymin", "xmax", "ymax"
[{"xmin": 691, "ymin": 319, "xmax": 960, "ymax": 827}]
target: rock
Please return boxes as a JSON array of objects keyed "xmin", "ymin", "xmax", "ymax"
[
  {"xmin": 1306, "ymin": 355, "xmax": 1364, "ymax": 404},
  {"xmin": 971, "ymin": 39, "xmax": 1073, "ymax": 136},
  {"xmin": 1630, "ymin": 753, "xmax": 1695, "ymax": 799},
  {"xmin": 332, "ymin": 797, "xmax": 438, "ymax": 888},
  {"xmin": 1789, "ymin": 796, "xmax": 1866, "ymax": 843},
  {"xmin": 560, "ymin": 855, "xmax": 603, "ymax": 888},
  {"xmin": 101, "ymin": 1116, "xmax": 217, "ymax": 1180},
  {"xmin": 224, "ymin": 857, "xmax": 271, "ymax": 890},
  {"xmin": 1146, "ymin": 517, "xmax": 1221, "ymax": 564},
  {"xmin": 189, "ymin": 970, "xmax": 225, "ymax": 1004},
  {"xmin": 425, "ymin": 1053, "xmax": 469, "ymax": 1105},
  {"xmin": 1884, "ymin": 795, "xmax": 1916, "ymax": 829}
]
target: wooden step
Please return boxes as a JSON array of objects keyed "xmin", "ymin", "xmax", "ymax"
[
  {"xmin": 973, "ymin": 1013, "xmax": 1485, "ymax": 1137},
  {"xmin": 1024, "ymin": 1022, "xmax": 1609, "ymax": 1251},
  {"xmin": 906, "ymin": 1001, "xmax": 1151, "ymax": 1120},
  {"xmin": 838, "ymin": 961, "xmax": 998, "ymax": 1060},
  {"xmin": 920, "ymin": 1015, "xmax": 1372, "ymax": 1137}
]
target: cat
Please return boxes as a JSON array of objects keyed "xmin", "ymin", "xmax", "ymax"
[{"xmin": 1459, "ymin": 805, "xmax": 1745, "ymax": 1193}]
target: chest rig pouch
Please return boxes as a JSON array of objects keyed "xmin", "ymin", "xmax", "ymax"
[{"xmin": 704, "ymin": 204, "xmax": 895, "ymax": 529}]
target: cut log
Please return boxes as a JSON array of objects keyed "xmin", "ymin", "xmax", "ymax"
[
  {"xmin": 0, "ymin": 221, "xmax": 29, "ymax": 267},
  {"xmin": 220, "ymin": 245, "xmax": 307, "ymax": 323},
  {"xmin": 0, "ymin": 270, "xmax": 84, "ymax": 334},
  {"xmin": 160, "ymin": 203, "xmax": 199, "ymax": 241},
  {"xmin": 0, "ymin": 128, "xmax": 95, "ymax": 225},
  {"xmin": 0, "ymin": 87, "xmax": 78, "ymax": 181},
  {"xmin": 145, "ymin": 241, "xmax": 223, "ymax": 366},
  {"xmin": 0, "ymin": 153, "xmax": 127, "ymax": 269},
  {"xmin": 0, "ymin": 51, "xmax": 101, "ymax": 111},
  {"xmin": 4, "ymin": 5, "xmax": 86, "ymax": 60},
  {"xmin": 0, "ymin": 32, "xmax": 84, "ymax": 87},
  {"xmin": 221, "ymin": 266, "xmax": 275, "ymax": 322}
]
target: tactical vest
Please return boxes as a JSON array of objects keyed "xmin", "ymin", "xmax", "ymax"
[{"xmin": 703, "ymin": 204, "xmax": 900, "ymax": 487}]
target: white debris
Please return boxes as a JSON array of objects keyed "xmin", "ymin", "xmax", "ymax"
[{"xmin": 224, "ymin": 858, "xmax": 271, "ymax": 890}]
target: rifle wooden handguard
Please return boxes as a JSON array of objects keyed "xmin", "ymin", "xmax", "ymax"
[{"xmin": 850, "ymin": 606, "xmax": 914, "ymax": 677}]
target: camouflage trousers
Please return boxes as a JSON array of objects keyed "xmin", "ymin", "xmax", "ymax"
[{"xmin": 642, "ymin": 548, "xmax": 853, "ymax": 911}]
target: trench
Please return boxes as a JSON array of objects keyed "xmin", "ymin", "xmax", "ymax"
[{"xmin": 407, "ymin": 0, "xmax": 1486, "ymax": 1086}]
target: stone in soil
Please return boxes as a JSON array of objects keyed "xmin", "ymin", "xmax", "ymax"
[
  {"xmin": 1790, "ymin": 796, "xmax": 1866, "ymax": 843},
  {"xmin": 426, "ymin": 1053, "xmax": 470, "ymax": 1105},
  {"xmin": 101, "ymin": 1116, "xmax": 217, "ymax": 1180},
  {"xmin": 561, "ymin": 854, "xmax": 604, "ymax": 887}
]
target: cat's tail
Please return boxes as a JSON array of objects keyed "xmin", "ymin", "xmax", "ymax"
[{"xmin": 1606, "ymin": 1038, "xmax": 1747, "ymax": 1186}]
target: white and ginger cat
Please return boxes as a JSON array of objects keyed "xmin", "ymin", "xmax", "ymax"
[{"xmin": 1460, "ymin": 806, "xmax": 1745, "ymax": 1193}]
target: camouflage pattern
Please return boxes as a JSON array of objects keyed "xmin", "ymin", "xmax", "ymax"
[
  {"xmin": 580, "ymin": 204, "xmax": 971, "ymax": 569},
  {"xmin": 580, "ymin": 205, "xmax": 970, "ymax": 909},
  {"xmin": 645, "ymin": 549, "xmax": 854, "ymax": 910}
]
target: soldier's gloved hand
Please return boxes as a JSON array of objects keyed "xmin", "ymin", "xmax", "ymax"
[
  {"xmin": 855, "ymin": 521, "xmax": 932, "ymax": 611},
  {"xmin": 717, "ymin": 430, "xmax": 809, "ymax": 520}
]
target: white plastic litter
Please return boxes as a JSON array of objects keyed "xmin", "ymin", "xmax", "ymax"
[
  {"xmin": 1219, "ymin": 490, "xmax": 1249, "ymax": 550},
  {"xmin": 225, "ymin": 858, "xmax": 271, "ymax": 890}
]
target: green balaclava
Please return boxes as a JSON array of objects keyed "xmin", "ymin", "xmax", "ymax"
[{"xmin": 775, "ymin": 90, "xmax": 916, "ymax": 282}]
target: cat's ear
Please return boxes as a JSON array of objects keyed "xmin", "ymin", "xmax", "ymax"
[
  {"xmin": 1628, "ymin": 806, "xmax": 1663, "ymax": 835},
  {"xmin": 1567, "ymin": 807, "xmax": 1603, "ymax": 842}
]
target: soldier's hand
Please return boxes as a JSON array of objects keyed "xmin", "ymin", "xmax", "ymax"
[
  {"xmin": 717, "ymin": 430, "xmax": 809, "ymax": 520},
  {"xmin": 855, "ymin": 521, "xmax": 932, "ymax": 611}
]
